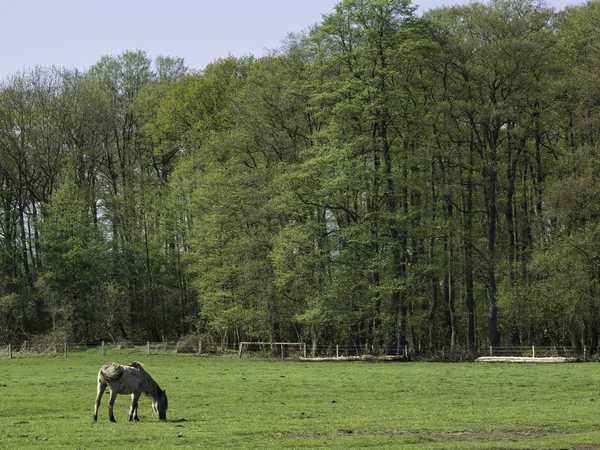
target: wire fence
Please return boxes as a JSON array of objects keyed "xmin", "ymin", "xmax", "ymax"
[
  {"xmin": 0, "ymin": 340, "xmax": 596, "ymax": 361},
  {"xmin": 0, "ymin": 339, "xmax": 235, "ymax": 359},
  {"xmin": 482, "ymin": 345, "xmax": 590, "ymax": 359}
]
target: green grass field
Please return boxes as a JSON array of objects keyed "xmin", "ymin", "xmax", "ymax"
[{"xmin": 1, "ymin": 348, "xmax": 600, "ymax": 449}]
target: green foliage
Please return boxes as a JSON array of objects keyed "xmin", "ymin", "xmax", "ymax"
[
  {"xmin": 36, "ymin": 168, "xmax": 109, "ymax": 340},
  {"xmin": 3, "ymin": 0, "xmax": 600, "ymax": 353}
]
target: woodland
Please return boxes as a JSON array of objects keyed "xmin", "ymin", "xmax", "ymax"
[{"xmin": 1, "ymin": 0, "xmax": 600, "ymax": 355}]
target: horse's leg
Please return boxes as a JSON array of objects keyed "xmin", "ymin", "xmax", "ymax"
[
  {"xmin": 107, "ymin": 388, "xmax": 118, "ymax": 423},
  {"xmin": 133, "ymin": 392, "xmax": 141, "ymax": 421},
  {"xmin": 93, "ymin": 381, "xmax": 107, "ymax": 421},
  {"xmin": 128, "ymin": 391, "xmax": 142, "ymax": 421}
]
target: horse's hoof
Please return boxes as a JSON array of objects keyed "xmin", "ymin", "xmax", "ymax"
[{"xmin": 110, "ymin": 418, "xmax": 116, "ymax": 423}]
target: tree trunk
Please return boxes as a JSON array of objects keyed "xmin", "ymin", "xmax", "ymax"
[{"xmin": 485, "ymin": 162, "xmax": 499, "ymax": 347}]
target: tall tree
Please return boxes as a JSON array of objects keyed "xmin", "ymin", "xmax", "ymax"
[
  {"xmin": 426, "ymin": 0, "xmax": 555, "ymax": 347},
  {"xmin": 0, "ymin": 66, "xmax": 68, "ymax": 335},
  {"xmin": 36, "ymin": 167, "xmax": 109, "ymax": 340},
  {"xmin": 299, "ymin": 0, "xmax": 425, "ymax": 351}
]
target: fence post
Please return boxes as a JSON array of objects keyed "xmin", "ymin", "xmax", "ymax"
[
  {"xmin": 198, "ymin": 339, "xmax": 202, "ymax": 356},
  {"xmin": 281, "ymin": 344, "xmax": 284, "ymax": 360},
  {"xmin": 490, "ymin": 345, "xmax": 493, "ymax": 356},
  {"xmin": 102, "ymin": 341, "xmax": 106, "ymax": 356},
  {"xmin": 8, "ymin": 343, "xmax": 12, "ymax": 360},
  {"xmin": 239, "ymin": 342, "xmax": 244, "ymax": 358},
  {"xmin": 63, "ymin": 340, "xmax": 67, "ymax": 357},
  {"xmin": 532, "ymin": 345, "xmax": 535, "ymax": 358},
  {"xmin": 336, "ymin": 345, "xmax": 339, "ymax": 358},
  {"xmin": 405, "ymin": 345, "xmax": 408, "ymax": 358},
  {"xmin": 303, "ymin": 343, "xmax": 307, "ymax": 359},
  {"xmin": 146, "ymin": 341, "xmax": 150, "ymax": 356}
]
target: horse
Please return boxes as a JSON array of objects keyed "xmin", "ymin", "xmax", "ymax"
[{"xmin": 93, "ymin": 362, "xmax": 168, "ymax": 422}]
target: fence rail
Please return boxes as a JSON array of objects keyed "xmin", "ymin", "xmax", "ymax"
[{"xmin": 1, "ymin": 340, "xmax": 596, "ymax": 361}]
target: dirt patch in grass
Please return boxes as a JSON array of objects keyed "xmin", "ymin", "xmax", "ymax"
[
  {"xmin": 272, "ymin": 428, "xmax": 587, "ymax": 442},
  {"xmin": 423, "ymin": 429, "xmax": 555, "ymax": 440}
]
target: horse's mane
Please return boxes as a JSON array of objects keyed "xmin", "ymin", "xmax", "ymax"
[{"xmin": 128, "ymin": 362, "xmax": 162, "ymax": 395}]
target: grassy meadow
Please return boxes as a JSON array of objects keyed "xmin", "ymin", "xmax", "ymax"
[{"xmin": 1, "ymin": 348, "xmax": 600, "ymax": 449}]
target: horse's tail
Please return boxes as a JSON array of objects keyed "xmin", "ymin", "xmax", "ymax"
[{"xmin": 99, "ymin": 362, "xmax": 124, "ymax": 382}]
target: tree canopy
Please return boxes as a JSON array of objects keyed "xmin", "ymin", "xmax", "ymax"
[{"xmin": 1, "ymin": 0, "xmax": 600, "ymax": 355}]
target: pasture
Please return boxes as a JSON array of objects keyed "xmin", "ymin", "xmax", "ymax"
[{"xmin": 1, "ymin": 349, "xmax": 600, "ymax": 449}]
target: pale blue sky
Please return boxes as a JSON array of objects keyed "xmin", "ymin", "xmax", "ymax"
[{"xmin": 0, "ymin": 0, "xmax": 583, "ymax": 80}]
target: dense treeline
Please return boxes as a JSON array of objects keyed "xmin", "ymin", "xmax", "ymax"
[{"xmin": 1, "ymin": 0, "xmax": 600, "ymax": 354}]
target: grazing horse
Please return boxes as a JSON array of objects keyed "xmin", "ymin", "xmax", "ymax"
[{"xmin": 93, "ymin": 362, "xmax": 168, "ymax": 422}]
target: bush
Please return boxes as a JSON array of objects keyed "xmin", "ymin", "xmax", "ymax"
[
  {"xmin": 176, "ymin": 335, "xmax": 200, "ymax": 354},
  {"xmin": 115, "ymin": 341, "xmax": 134, "ymax": 349}
]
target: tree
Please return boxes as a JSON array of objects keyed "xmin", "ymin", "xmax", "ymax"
[
  {"xmin": 184, "ymin": 54, "xmax": 315, "ymax": 346},
  {"xmin": 518, "ymin": 0, "xmax": 600, "ymax": 348},
  {"xmin": 0, "ymin": 66, "xmax": 69, "ymax": 337},
  {"xmin": 36, "ymin": 167, "xmax": 109, "ymax": 340},
  {"xmin": 297, "ymin": 0, "xmax": 428, "ymax": 352},
  {"xmin": 426, "ymin": 0, "xmax": 555, "ymax": 347}
]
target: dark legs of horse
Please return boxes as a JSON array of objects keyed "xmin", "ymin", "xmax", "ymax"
[
  {"xmin": 108, "ymin": 390, "xmax": 118, "ymax": 422},
  {"xmin": 128, "ymin": 392, "xmax": 142, "ymax": 421},
  {"xmin": 93, "ymin": 382, "xmax": 107, "ymax": 422}
]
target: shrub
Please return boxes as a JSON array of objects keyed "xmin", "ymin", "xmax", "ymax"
[{"xmin": 176, "ymin": 335, "xmax": 200, "ymax": 353}]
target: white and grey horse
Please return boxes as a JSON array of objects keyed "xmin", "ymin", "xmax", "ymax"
[{"xmin": 93, "ymin": 362, "xmax": 168, "ymax": 422}]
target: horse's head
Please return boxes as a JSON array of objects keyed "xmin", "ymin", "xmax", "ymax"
[{"xmin": 152, "ymin": 389, "xmax": 168, "ymax": 421}]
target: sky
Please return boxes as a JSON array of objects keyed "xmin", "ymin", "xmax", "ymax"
[{"xmin": 0, "ymin": 0, "xmax": 584, "ymax": 81}]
